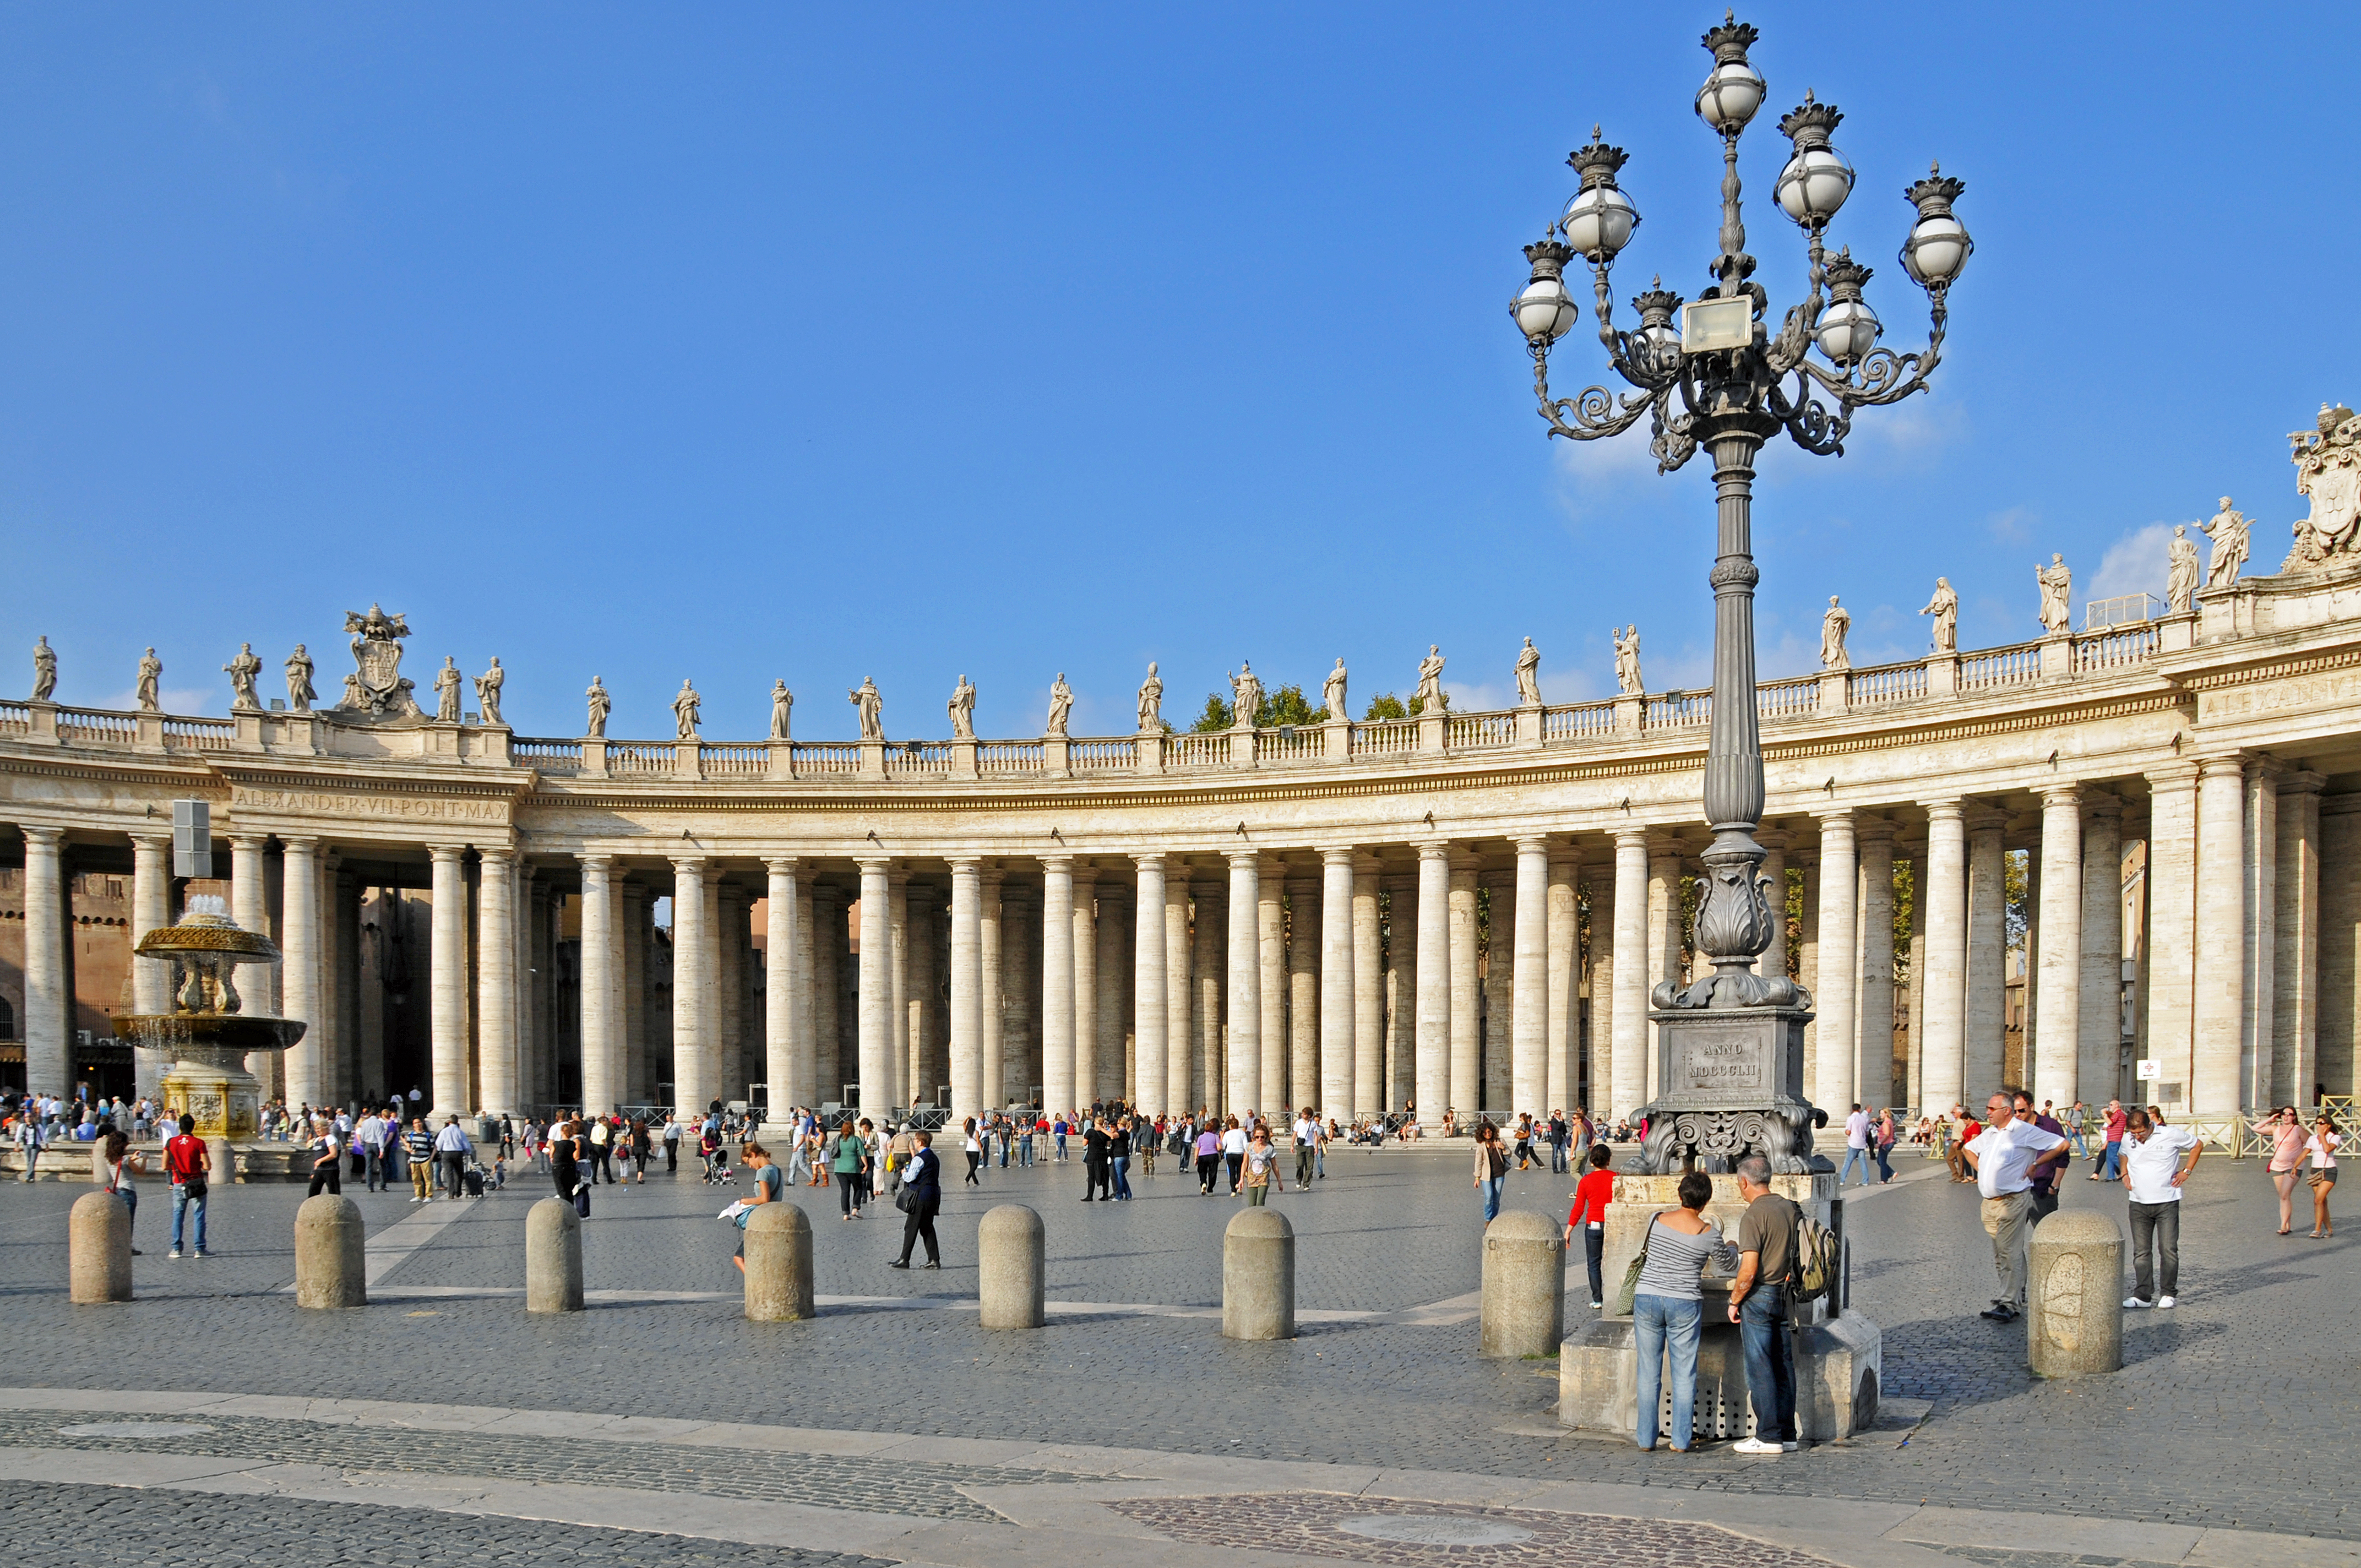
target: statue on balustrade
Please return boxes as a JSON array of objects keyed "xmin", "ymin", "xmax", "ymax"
[
  {"xmin": 2201, "ymin": 496, "xmax": 2250, "ymax": 589},
  {"xmin": 2165, "ymin": 526, "xmax": 2200, "ymax": 614},
  {"xmin": 1920, "ymin": 578, "xmax": 1959, "ymax": 652},
  {"xmin": 946, "ymin": 676, "xmax": 975, "ymax": 739},
  {"xmin": 1819, "ymin": 597, "xmax": 1851, "ymax": 671},
  {"xmin": 284, "ymin": 646, "xmax": 314, "ymax": 711},
  {"xmin": 584, "ymin": 676, "xmax": 611, "ymax": 738},
  {"xmin": 137, "ymin": 648, "xmax": 163, "ymax": 712},
  {"xmin": 30, "ymin": 636, "xmax": 56, "ymax": 703},
  {"xmin": 673, "ymin": 679, "xmax": 703, "ymax": 740},
  {"xmin": 1135, "ymin": 663, "xmax": 1163, "ymax": 732},
  {"xmin": 225, "ymin": 644, "xmax": 264, "ymax": 711},
  {"xmin": 1612, "ymin": 626, "xmax": 1642, "ymax": 696},
  {"xmin": 1045, "ymin": 673, "xmax": 1073, "ymax": 737},
  {"xmin": 1414, "ymin": 646, "xmax": 1446, "ymax": 711},
  {"xmin": 1325, "ymin": 657, "xmax": 1350, "ymax": 720},
  {"xmin": 1514, "ymin": 639, "xmax": 1541, "ymax": 706},
  {"xmin": 771, "ymin": 679, "xmax": 795, "ymax": 741},
  {"xmin": 432, "ymin": 657, "xmax": 463, "ymax": 722},
  {"xmin": 848, "ymin": 676, "xmax": 884, "ymax": 741},
  {"xmin": 2281, "ymin": 401, "xmax": 2361, "ymax": 571},
  {"xmin": 336, "ymin": 603, "xmax": 418, "ymax": 718},
  {"xmin": 2034, "ymin": 554, "xmax": 2073, "ymax": 635},
  {"xmin": 1229, "ymin": 662, "xmax": 1263, "ymax": 728},
  {"xmin": 474, "ymin": 657, "xmax": 504, "ymax": 727}
]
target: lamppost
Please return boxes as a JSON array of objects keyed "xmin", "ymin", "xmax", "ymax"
[{"xmin": 1511, "ymin": 15, "xmax": 1971, "ymax": 1169}]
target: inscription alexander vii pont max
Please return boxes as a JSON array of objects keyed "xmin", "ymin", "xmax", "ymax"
[
  {"xmin": 1685, "ymin": 1038, "xmax": 1764, "ymax": 1092},
  {"xmin": 230, "ymin": 787, "xmax": 503, "ymax": 823}
]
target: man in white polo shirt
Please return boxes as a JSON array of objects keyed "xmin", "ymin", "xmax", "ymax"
[
  {"xmin": 2119, "ymin": 1106, "xmax": 2202, "ymax": 1309},
  {"xmin": 1962, "ymin": 1087, "xmax": 2068, "ymax": 1324}
]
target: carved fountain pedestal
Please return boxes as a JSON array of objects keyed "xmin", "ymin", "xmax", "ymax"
[{"xmin": 117, "ymin": 910, "xmax": 306, "ymax": 1168}]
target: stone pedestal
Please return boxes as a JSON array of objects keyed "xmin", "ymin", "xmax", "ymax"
[
  {"xmin": 69, "ymin": 1191, "xmax": 132, "ymax": 1304},
  {"xmin": 1479, "ymin": 1210, "xmax": 1563, "ymax": 1358},
  {"xmin": 295, "ymin": 1194, "xmax": 367, "ymax": 1309},
  {"xmin": 743, "ymin": 1202, "xmax": 815, "ymax": 1321},
  {"xmin": 1222, "ymin": 1207, "xmax": 1294, "ymax": 1341},
  {"xmin": 2027, "ymin": 1209, "xmax": 2123, "ymax": 1378},
  {"xmin": 526, "ymin": 1197, "xmax": 585, "ymax": 1313},
  {"xmin": 160, "ymin": 1059, "xmax": 262, "ymax": 1141},
  {"xmin": 978, "ymin": 1203, "xmax": 1046, "ymax": 1329}
]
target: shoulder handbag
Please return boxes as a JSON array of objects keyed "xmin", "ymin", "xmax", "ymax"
[{"xmin": 1608, "ymin": 1209, "xmax": 1669, "ymax": 1317}]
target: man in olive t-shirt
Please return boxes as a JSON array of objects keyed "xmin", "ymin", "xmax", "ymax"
[{"xmin": 1727, "ymin": 1155, "xmax": 1799, "ymax": 1453}]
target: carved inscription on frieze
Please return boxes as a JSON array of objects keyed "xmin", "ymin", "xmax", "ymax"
[{"xmin": 229, "ymin": 786, "xmax": 505, "ymax": 823}]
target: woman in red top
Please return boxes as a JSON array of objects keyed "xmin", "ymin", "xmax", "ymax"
[{"xmin": 1564, "ymin": 1144, "xmax": 1617, "ymax": 1311}]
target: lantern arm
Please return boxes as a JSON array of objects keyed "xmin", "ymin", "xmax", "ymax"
[
  {"xmin": 1531, "ymin": 339, "xmax": 1662, "ymax": 444},
  {"xmin": 1792, "ymin": 286, "xmax": 1947, "ymax": 410}
]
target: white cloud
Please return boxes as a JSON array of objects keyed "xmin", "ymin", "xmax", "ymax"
[
  {"xmin": 2088, "ymin": 521, "xmax": 2174, "ymax": 605},
  {"xmin": 94, "ymin": 685, "xmax": 220, "ymax": 716}
]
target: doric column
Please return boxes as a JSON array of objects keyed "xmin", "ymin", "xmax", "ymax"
[
  {"xmin": 1287, "ymin": 871, "xmax": 1321, "ymax": 1112},
  {"xmin": 2275, "ymin": 772, "xmax": 2325, "ymax": 1108},
  {"xmin": 2032, "ymin": 786, "xmax": 2083, "ymax": 1106},
  {"xmin": 1320, "ymin": 847, "xmax": 1356, "ymax": 1117},
  {"xmin": 1352, "ymin": 853, "xmax": 1383, "ymax": 1120},
  {"xmin": 978, "ymin": 868, "xmax": 1003, "ymax": 1107},
  {"xmin": 1511, "ymin": 837, "xmax": 1549, "ymax": 1119},
  {"xmin": 1255, "ymin": 861, "xmax": 1287, "ymax": 1113},
  {"xmin": 1414, "ymin": 843, "xmax": 1451, "ymax": 1128},
  {"xmin": 810, "ymin": 887, "xmax": 841, "ymax": 1098},
  {"xmin": 1131, "ymin": 854, "xmax": 1167, "ymax": 1117},
  {"xmin": 1002, "ymin": 884, "xmax": 1037, "ymax": 1103},
  {"xmin": 1041, "ymin": 856, "xmax": 1075, "ymax": 1117},
  {"xmin": 1609, "ymin": 827, "xmax": 1650, "ymax": 1120},
  {"xmin": 1095, "ymin": 881, "xmax": 1127, "ymax": 1105},
  {"xmin": 667, "ymin": 856, "xmax": 708, "ymax": 1114},
  {"xmin": 230, "ymin": 833, "xmax": 274, "ymax": 1086},
  {"xmin": 1190, "ymin": 875, "xmax": 1224, "ymax": 1112},
  {"xmin": 1854, "ymin": 821, "xmax": 1896, "ymax": 1110},
  {"xmin": 855, "ymin": 857, "xmax": 892, "ymax": 1125},
  {"xmin": 2078, "ymin": 795, "xmax": 2125, "ymax": 1107},
  {"xmin": 579, "ymin": 854, "xmax": 618, "ymax": 1112},
  {"xmin": 716, "ymin": 884, "xmax": 746, "ymax": 1102},
  {"xmin": 1165, "ymin": 865, "xmax": 1194, "ymax": 1114},
  {"xmin": 1446, "ymin": 852, "xmax": 1480, "ymax": 1118},
  {"xmin": 887, "ymin": 870, "xmax": 910, "ymax": 1108},
  {"xmin": 2193, "ymin": 757, "xmax": 2248, "ymax": 1115},
  {"xmin": 906, "ymin": 886, "xmax": 938, "ymax": 1106},
  {"xmin": 475, "ymin": 848, "xmax": 517, "ymax": 1115},
  {"xmin": 1483, "ymin": 865, "xmax": 1515, "ymax": 1115},
  {"xmin": 1385, "ymin": 870, "xmax": 1419, "ymax": 1113},
  {"xmin": 1071, "ymin": 875, "xmax": 1098, "ymax": 1110},
  {"xmin": 793, "ymin": 875, "xmax": 818, "ymax": 1106},
  {"xmin": 129, "ymin": 830, "xmax": 173, "ymax": 1099},
  {"xmin": 1645, "ymin": 839, "xmax": 1682, "ymax": 1104},
  {"xmin": 1813, "ymin": 812, "xmax": 1858, "ymax": 1113},
  {"xmin": 1794, "ymin": 851, "xmax": 1818, "ymax": 1091},
  {"xmin": 948, "ymin": 858, "xmax": 983, "ymax": 1126},
  {"xmin": 428, "ymin": 843, "xmax": 470, "ymax": 1119},
  {"xmin": 2243, "ymin": 763, "xmax": 2281, "ymax": 1112},
  {"xmin": 1225, "ymin": 849, "xmax": 1261, "ymax": 1117},
  {"xmin": 1546, "ymin": 849, "xmax": 1579, "ymax": 1115},
  {"xmin": 19, "ymin": 826, "xmax": 68, "ymax": 1096},
  {"xmin": 701, "ymin": 869, "xmax": 726, "ymax": 1107},
  {"xmin": 620, "ymin": 882, "xmax": 648, "ymax": 1101},
  {"xmin": 1965, "ymin": 808, "xmax": 2009, "ymax": 1101},
  {"xmin": 764, "ymin": 857, "xmax": 802, "ymax": 1108},
  {"xmin": 1919, "ymin": 801, "xmax": 1969, "ymax": 1116},
  {"xmin": 1587, "ymin": 859, "xmax": 1615, "ymax": 1116}
]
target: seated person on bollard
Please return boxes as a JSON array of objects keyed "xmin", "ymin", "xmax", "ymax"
[{"xmin": 726, "ymin": 1143, "xmax": 784, "ymax": 1274}]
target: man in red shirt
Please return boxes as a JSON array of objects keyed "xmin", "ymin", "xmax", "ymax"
[
  {"xmin": 164, "ymin": 1113, "xmax": 211, "ymax": 1259},
  {"xmin": 1564, "ymin": 1144, "xmax": 1617, "ymax": 1311}
]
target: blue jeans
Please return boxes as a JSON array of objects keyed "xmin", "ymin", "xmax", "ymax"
[
  {"xmin": 1479, "ymin": 1177, "xmax": 1503, "ymax": 1223},
  {"xmin": 117, "ymin": 1186, "xmax": 138, "ymax": 1242},
  {"xmin": 1873, "ymin": 1144, "xmax": 1893, "ymax": 1183},
  {"xmin": 1634, "ymin": 1293, "xmax": 1701, "ymax": 1450},
  {"xmin": 1110, "ymin": 1156, "xmax": 1131, "ymax": 1200},
  {"xmin": 1551, "ymin": 1140, "xmax": 1569, "ymax": 1173},
  {"xmin": 2099, "ymin": 1141, "xmax": 2122, "ymax": 1180},
  {"xmin": 171, "ymin": 1183, "xmax": 207, "ymax": 1254},
  {"xmin": 1583, "ymin": 1224, "xmax": 1605, "ymax": 1306},
  {"xmin": 1739, "ymin": 1286, "xmax": 1794, "ymax": 1444},
  {"xmin": 1056, "ymin": 1134, "xmax": 1068, "ymax": 1161},
  {"xmin": 1019, "ymin": 1136, "xmax": 1034, "ymax": 1167},
  {"xmin": 1840, "ymin": 1147, "xmax": 1872, "ymax": 1186}
]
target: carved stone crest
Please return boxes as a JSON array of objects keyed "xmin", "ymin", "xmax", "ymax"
[
  {"xmin": 2281, "ymin": 401, "xmax": 2361, "ymax": 571},
  {"xmin": 335, "ymin": 603, "xmax": 421, "ymax": 719}
]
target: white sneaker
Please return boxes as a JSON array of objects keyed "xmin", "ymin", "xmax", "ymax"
[
  {"xmin": 2156, "ymin": 1295, "xmax": 2177, "ymax": 1309},
  {"xmin": 2123, "ymin": 1296, "xmax": 2151, "ymax": 1308},
  {"xmin": 1732, "ymin": 1438, "xmax": 1784, "ymax": 1455},
  {"xmin": 167, "ymin": 1249, "xmax": 181, "ymax": 1259}
]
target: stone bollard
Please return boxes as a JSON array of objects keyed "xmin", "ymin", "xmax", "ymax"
[
  {"xmin": 204, "ymin": 1138, "xmax": 236, "ymax": 1186},
  {"xmin": 69, "ymin": 1190, "xmax": 133, "ymax": 1303},
  {"xmin": 2026, "ymin": 1208, "xmax": 2123, "ymax": 1378},
  {"xmin": 743, "ymin": 1202, "xmax": 815, "ymax": 1321},
  {"xmin": 294, "ymin": 1194, "xmax": 368, "ymax": 1309},
  {"xmin": 1479, "ymin": 1210, "xmax": 1565, "ymax": 1358},
  {"xmin": 525, "ymin": 1196, "xmax": 584, "ymax": 1314},
  {"xmin": 1222, "ymin": 1207, "xmax": 1295, "ymax": 1341},
  {"xmin": 978, "ymin": 1204, "xmax": 1046, "ymax": 1329}
]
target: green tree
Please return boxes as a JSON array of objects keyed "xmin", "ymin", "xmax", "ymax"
[
  {"xmin": 1192, "ymin": 680, "xmax": 1329, "ymax": 733},
  {"xmin": 1362, "ymin": 690, "xmax": 1445, "ymax": 721},
  {"xmin": 1189, "ymin": 694, "xmax": 1232, "ymax": 733}
]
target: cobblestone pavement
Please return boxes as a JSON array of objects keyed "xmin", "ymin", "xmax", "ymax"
[
  {"xmin": 0, "ymin": 1479, "xmax": 894, "ymax": 1567},
  {"xmin": 1, "ymin": 1147, "xmax": 2350, "ymax": 1541}
]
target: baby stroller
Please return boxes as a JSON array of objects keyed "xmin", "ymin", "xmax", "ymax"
[{"xmin": 703, "ymin": 1146, "xmax": 736, "ymax": 1186}]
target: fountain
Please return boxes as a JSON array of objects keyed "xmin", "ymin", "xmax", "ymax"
[{"xmin": 117, "ymin": 899, "xmax": 306, "ymax": 1140}]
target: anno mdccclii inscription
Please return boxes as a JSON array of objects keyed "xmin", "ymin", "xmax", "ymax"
[
  {"xmin": 1685, "ymin": 1038, "xmax": 1765, "ymax": 1091},
  {"xmin": 230, "ymin": 786, "xmax": 503, "ymax": 822}
]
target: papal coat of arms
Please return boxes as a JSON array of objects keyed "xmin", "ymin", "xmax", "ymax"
[
  {"xmin": 2281, "ymin": 401, "xmax": 2361, "ymax": 571},
  {"xmin": 335, "ymin": 603, "xmax": 422, "ymax": 718}
]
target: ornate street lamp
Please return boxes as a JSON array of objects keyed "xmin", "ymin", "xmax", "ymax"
[{"xmin": 1510, "ymin": 14, "xmax": 1970, "ymax": 1170}]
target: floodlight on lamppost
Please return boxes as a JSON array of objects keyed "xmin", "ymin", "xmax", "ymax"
[{"xmin": 1506, "ymin": 13, "xmax": 1971, "ymax": 1170}]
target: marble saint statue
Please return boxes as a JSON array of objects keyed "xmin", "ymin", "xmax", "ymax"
[
  {"xmin": 771, "ymin": 680, "xmax": 795, "ymax": 741},
  {"xmin": 2201, "ymin": 496, "xmax": 2250, "ymax": 589},
  {"xmin": 1228, "ymin": 661, "xmax": 1263, "ymax": 728},
  {"xmin": 2166, "ymin": 526, "xmax": 2201, "ymax": 614},
  {"xmin": 225, "ymin": 643, "xmax": 264, "ymax": 711},
  {"xmin": 285, "ymin": 645, "xmax": 315, "ymax": 711},
  {"xmin": 1820, "ymin": 596, "xmax": 1851, "ymax": 671},
  {"xmin": 1919, "ymin": 579, "xmax": 1959, "ymax": 653},
  {"xmin": 848, "ymin": 676, "xmax": 884, "ymax": 741},
  {"xmin": 1136, "ymin": 663, "xmax": 1163, "ymax": 732},
  {"xmin": 585, "ymin": 676, "xmax": 611, "ymax": 738},
  {"xmin": 947, "ymin": 676, "xmax": 975, "ymax": 739},
  {"xmin": 1045, "ymin": 673, "xmax": 1073, "ymax": 737},
  {"xmin": 673, "ymin": 679, "xmax": 702, "ymax": 740},
  {"xmin": 433, "ymin": 657, "xmax": 463, "ymax": 722},
  {"xmin": 31, "ymin": 636, "xmax": 56, "ymax": 703},
  {"xmin": 2035, "ymin": 554, "xmax": 2073, "ymax": 635},
  {"xmin": 1612, "ymin": 626, "xmax": 1642, "ymax": 696},
  {"xmin": 1415, "ymin": 646, "xmax": 1446, "ymax": 710},
  {"xmin": 1324, "ymin": 657, "xmax": 1349, "ymax": 721},
  {"xmin": 1514, "ymin": 638, "xmax": 1542, "ymax": 705},
  {"xmin": 137, "ymin": 648, "xmax": 163, "ymax": 712},
  {"xmin": 474, "ymin": 657, "xmax": 504, "ymax": 726}
]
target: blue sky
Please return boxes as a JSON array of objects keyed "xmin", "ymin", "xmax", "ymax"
[{"xmin": 3, "ymin": 3, "xmax": 2354, "ymax": 741}]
